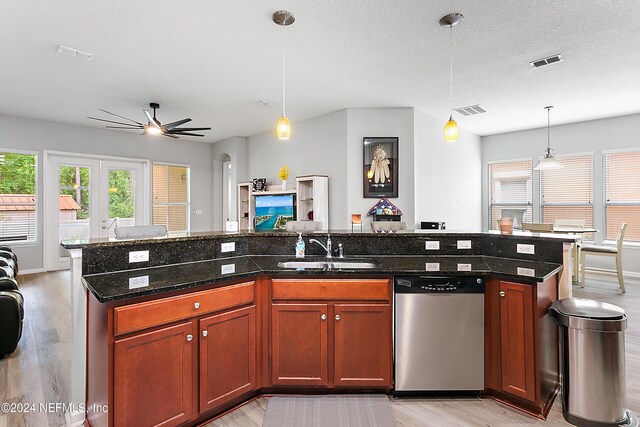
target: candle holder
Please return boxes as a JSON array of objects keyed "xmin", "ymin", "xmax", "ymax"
[{"xmin": 351, "ymin": 214, "xmax": 363, "ymax": 233}]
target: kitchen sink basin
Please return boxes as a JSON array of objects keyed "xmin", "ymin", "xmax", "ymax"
[{"xmin": 277, "ymin": 259, "xmax": 379, "ymax": 270}]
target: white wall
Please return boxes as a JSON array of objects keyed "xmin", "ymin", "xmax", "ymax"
[
  {"xmin": 0, "ymin": 114, "xmax": 213, "ymax": 271},
  {"xmin": 246, "ymin": 110, "xmax": 349, "ymax": 229},
  {"xmin": 482, "ymin": 113, "xmax": 640, "ymax": 274},
  {"xmin": 211, "ymin": 136, "xmax": 248, "ymax": 231},
  {"xmin": 346, "ymin": 108, "xmax": 415, "ymax": 229},
  {"xmin": 413, "ymin": 109, "xmax": 482, "ymax": 231}
]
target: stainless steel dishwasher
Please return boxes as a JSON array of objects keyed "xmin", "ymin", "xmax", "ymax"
[{"xmin": 394, "ymin": 276, "xmax": 485, "ymax": 393}]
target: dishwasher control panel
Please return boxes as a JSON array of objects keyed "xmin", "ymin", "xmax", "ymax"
[{"xmin": 394, "ymin": 276, "xmax": 485, "ymax": 293}]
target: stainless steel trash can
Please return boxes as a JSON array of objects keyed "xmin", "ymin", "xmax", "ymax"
[{"xmin": 550, "ymin": 298, "xmax": 637, "ymax": 427}]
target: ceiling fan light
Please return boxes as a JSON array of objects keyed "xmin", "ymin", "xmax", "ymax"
[
  {"xmin": 145, "ymin": 125, "xmax": 162, "ymax": 135},
  {"xmin": 276, "ymin": 115, "xmax": 291, "ymax": 140},
  {"xmin": 444, "ymin": 115, "xmax": 459, "ymax": 143}
]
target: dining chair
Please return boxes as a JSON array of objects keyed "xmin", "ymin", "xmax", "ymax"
[
  {"xmin": 554, "ymin": 219, "xmax": 586, "ymax": 280},
  {"xmin": 522, "ymin": 223, "xmax": 554, "ymax": 232},
  {"xmin": 580, "ymin": 222, "xmax": 627, "ymax": 292}
]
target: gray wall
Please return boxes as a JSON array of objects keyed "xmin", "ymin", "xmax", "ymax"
[
  {"xmin": 211, "ymin": 136, "xmax": 248, "ymax": 231},
  {"xmin": 414, "ymin": 109, "xmax": 482, "ymax": 231},
  {"xmin": 0, "ymin": 114, "xmax": 213, "ymax": 271},
  {"xmin": 481, "ymin": 113, "xmax": 640, "ymax": 274}
]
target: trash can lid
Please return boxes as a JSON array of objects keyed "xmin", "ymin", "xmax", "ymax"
[{"xmin": 550, "ymin": 298, "xmax": 627, "ymax": 331}]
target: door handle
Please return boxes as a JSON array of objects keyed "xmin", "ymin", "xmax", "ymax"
[
  {"xmin": 186, "ymin": 334, "xmax": 193, "ymax": 342},
  {"xmin": 499, "ymin": 291, "xmax": 506, "ymax": 297},
  {"xmin": 335, "ymin": 315, "xmax": 340, "ymax": 321},
  {"xmin": 202, "ymin": 330, "xmax": 208, "ymax": 337},
  {"xmin": 321, "ymin": 314, "xmax": 326, "ymax": 320}
]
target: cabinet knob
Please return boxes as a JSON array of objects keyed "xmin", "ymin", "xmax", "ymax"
[
  {"xmin": 321, "ymin": 314, "xmax": 326, "ymax": 320},
  {"xmin": 335, "ymin": 314, "xmax": 340, "ymax": 321},
  {"xmin": 194, "ymin": 302, "xmax": 200, "ymax": 309},
  {"xmin": 202, "ymin": 330, "xmax": 208, "ymax": 337},
  {"xmin": 499, "ymin": 291, "xmax": 506, "ymax": 297},
  {"xmin": 186, "ymin": 334, "xmax": 193, "ymax": 342}
]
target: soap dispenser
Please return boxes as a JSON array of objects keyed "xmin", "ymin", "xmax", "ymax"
[{"xmin": 295, "ymin": 233, "xmax": 305, "ymax": 258}]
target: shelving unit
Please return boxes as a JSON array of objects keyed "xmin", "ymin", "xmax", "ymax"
[
  {"xmin": 296, "ymin": 175, "xmax": 329, "ymax": 229},
  {"xmin": 237, "ymin": 182, "xmax": 253, "ymax": 230}
]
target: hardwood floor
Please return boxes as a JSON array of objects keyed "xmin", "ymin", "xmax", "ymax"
[{"xmin": 1, "ymin": 271, "xmax": 638, "ymax": 426}]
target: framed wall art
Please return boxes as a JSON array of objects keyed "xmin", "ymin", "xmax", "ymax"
[{"xmin": 363, "ymin": 137, "xmax": 398, "ymax": 198}]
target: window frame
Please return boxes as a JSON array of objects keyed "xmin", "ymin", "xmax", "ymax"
[
  {"xmin": 603, "ymin": 147, "xmax": 640, "ymax": 244},
  {"xmin": 0, "ymin": 148, "xmax": 39, "ymax": 245},
  {"xmin": 488, "ymin": 158, "xmax": 533, "ymax": 230},
  {"xmin": 152, "ymin": 162, "xmax": 191, "ymax": 234}
]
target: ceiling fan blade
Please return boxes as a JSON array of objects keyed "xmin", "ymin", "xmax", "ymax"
[
  {"xmin": 163, "ymin": 118, "xmax": 192, "ymax": 130},
  {"xmin": 87, "ymin": 116, "xmax": 144, "ymax": 127},
  {"xmin": 161, "ymin": 133, "xmax": 179, "ymax": 139},
  {"xmin": 105, "ymin": 125, "xmax": 145, "ymax": 129},
  {"xmin": 168, "ymin": 127, "xmax": 211, "ymax": 132},
  {"xmin": 143, "ymin": 110, "xmax": 161, "ymax": 128},
  {"xmin": 170, "ymin": 132, "xmax": 205, "ymax": 137},
  {"xmin": 99, "ymin": 109, "xmax": 145, "ymax": 126}
]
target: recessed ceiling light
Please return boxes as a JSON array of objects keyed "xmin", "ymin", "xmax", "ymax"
[
  {"xmin": 529, "ymin": 54, "xmax": 563, "ymax": 68},
  {"xmin": 57, "ymin": 44, "xmax": 93, "ymax": 60}
]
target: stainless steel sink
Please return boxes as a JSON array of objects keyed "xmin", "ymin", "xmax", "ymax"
[{"xmin": 277, "ymin": 259, "xmax": 378, "ymax": 269}]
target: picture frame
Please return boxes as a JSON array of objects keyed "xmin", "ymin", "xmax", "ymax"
[{"xmin": 363, "ymin": 137, "xmax": 398, "ymax": 198}]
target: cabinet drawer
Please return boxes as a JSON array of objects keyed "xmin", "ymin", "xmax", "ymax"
[
  {"xmin": 114, "ymin": 281, "xmax": 254, "ymax": 335},
  {"xmin": 271, "ymin": 279, "xmax": 390, "ymax": 301}
]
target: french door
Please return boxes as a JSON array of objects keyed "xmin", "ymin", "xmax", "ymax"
[{"xmin": 45, "ymin": 153, "xmax": 148, "ymax": 270}]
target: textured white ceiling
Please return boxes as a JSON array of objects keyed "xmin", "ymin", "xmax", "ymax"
[{"xmin": 1, "ymin": 0, "xmax": 639, "ymax": 142}]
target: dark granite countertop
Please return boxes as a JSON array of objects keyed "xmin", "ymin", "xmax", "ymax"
[{"xmin": 83, "ymin": 255, "xmax": 562, "ymax": 303}]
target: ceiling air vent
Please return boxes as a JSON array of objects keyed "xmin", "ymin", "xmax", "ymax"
[
  {"xmin": 454, "ymin": 104, "xmax": 487, "ymax": 116},
  {"xmin": 529, "ymin": 54, "xmax": 563, "ymax": 68},
  {"xmin": 57, "ymin": 44, "xmax": 93, "ymax": 60}
]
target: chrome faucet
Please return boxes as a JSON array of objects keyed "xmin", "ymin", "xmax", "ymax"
[{"xmin": 309, "ymin": 234, "xmax": 332, "ymax": 258}]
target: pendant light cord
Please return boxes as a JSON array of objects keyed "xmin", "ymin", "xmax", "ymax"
[
  {"xmin": 449, "ymin": 24, "xmax": 454, "ymax": 115},
  {"xmin": 547, "ymin": 107, "xmax": 551, "ymax": 151},
  {"xmin": 282, "ymin": 23, "xmax": 286, "ymax": 117}
]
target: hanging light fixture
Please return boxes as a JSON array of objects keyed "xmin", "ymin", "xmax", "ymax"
[
  {"xmin": 440, "ymin": 13, "xmax": 463, "ymax": 143},
  {"xmin": 534, "ymin": 106, "xmax": 564, "ymax": 170},
  {"xmin": 273, "ymin": 10, "xmax": 295, "ymax": 140}
]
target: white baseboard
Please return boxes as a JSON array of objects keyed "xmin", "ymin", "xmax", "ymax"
[{"xmin": 17, "ymin": 268, "xmax": 45, "ymax": 275}]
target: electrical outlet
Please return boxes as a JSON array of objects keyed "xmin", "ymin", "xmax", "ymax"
[
  {"xmin": 457, "ymin": 263, "xmax": 472, "ymax": 271},
  {"xmin": 425, "ymin": 241, "xmax": 440, "ymax": 250},
  {"xmin": 128, "ymin": 275, "xmax": 149, "ymax": 289},
  {"xmin": 457, "ymin": 240, "xmax": 472, "ymax": 250},
  {"xmin": 221, "ymin": 264, "xmax": 236, "ymax": 274},
  {"xmin": 425, "ymin": 262, "xmax": 440, "ymax": 271},
  {"xmin": 517, "ymin": 267, "xmax": 536, "ymax": 277},
  {"xmin": 129, "ymin": 250, "xmax": 149, "ymax": 263},
  {"xmin": 221, "ymin": 242, "xmax": 235, "ymax": 253},
  {"xmin": 517, "ymin": 244, "xmax": 535, "ymax": 255}
]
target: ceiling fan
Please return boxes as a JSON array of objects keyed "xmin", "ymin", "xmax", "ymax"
[{"xmin": 87, "ymin": 103, "xmax": 211, "ymax": 138}]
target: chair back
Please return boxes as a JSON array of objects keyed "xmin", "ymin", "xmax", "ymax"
[
  {"xmin": 522, "ymin": 223, "xmax": 554, "ymax": 232},
  {"xmin": 616, "ymin": 223, "xmax": 628, "ymax": 252},
  {"xmin": 555, "ymin": 219, "xmax": 585, "ymax": 229}
]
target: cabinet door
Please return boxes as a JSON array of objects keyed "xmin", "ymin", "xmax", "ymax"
[
  {"xmin": 271, "ymin": 303, "xmax": 328, "ymax": 386},
  {"xmin": 333, "ymin": 304, "xmax": 392, "ymax": 387},
  {"xmin": 114, "ymin": 321, "xmax": 194, "ymax": 427},
  {"xmin": 500, "ymin": 281, "xmax": 536, "ymax": 402},
  {"xmin": 199, "ymin": 305, "xmax": 257, "ymax": 412}
]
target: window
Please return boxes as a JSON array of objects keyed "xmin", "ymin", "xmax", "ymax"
[
  {"xmin": 540, "ymin": 154, "xmax": 593, "ymax": 238},
  {"xmin": 605, "ymin": 150, "xmax": 640, "ymax": 241},
  {"xmin": 489, "ymin": 160, "xmax": 532, "ymax": 230},
  {"xmin": 0, "ymin": 151, "xmax": 37, "ymax": 243},
  {"xmin": 152, "ymin": 163, "xmax": 190, "ymax": 234}
]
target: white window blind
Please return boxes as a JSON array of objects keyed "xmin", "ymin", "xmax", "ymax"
[
  {"xmin": 152, "ymin": 163, "xmax": 190, "ymax": 234},
  {"xmin": 489, "ymin": 160, "xmax": 532, "ymax": 230},
  {"xmin": 0, "ymin": 152, "xmax": 37, "ymax": 243},
  {"xmin": 605, "ymin": 150, "xmax": 640, "ymax": 241},
  {"xmin": 540, "ymin": 154, "xmax": 593, "ymax": 238}
]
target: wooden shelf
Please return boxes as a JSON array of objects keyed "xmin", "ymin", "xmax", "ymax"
[{"xmin": 252, "ymin": 190, "xmax": 296, "ymax": 196}]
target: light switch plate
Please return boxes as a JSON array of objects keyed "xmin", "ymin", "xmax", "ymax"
[
  {"xmin": 221, "ymin": 264, "xmax": 236, "ymax": 274},
  {"xmin": 221, "ymin": 242, "xmax": 235, "ymax": 253},
  {"xmin": 517, "ymin": 244, "xmax": 535, "ymax": 255},
  {"xmin": 457, "ymin": 240, "xmax": 472, "ymax": 250},
  {"xmin": 425, "ymin": 241, "xmax": 440, "ymax": 250},
  {"xmin": 129, "ymin": 275, "xmax": 149, "ymax": 289},
  {"xmin": 129, "ymin": 250, "xmax": 149, "ymax": 263}
]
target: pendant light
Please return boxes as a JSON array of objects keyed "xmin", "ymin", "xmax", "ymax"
[
  {"xmin": 533, "ymin": 106, "xmax": 564, "ymax": 170},
  {"xmin": 273, "ymin": 10, "xmax": 295, "ymax": 140},
  {"xmin": 440, "ymin": 13, "xmax": 463, "ymax": 143}
]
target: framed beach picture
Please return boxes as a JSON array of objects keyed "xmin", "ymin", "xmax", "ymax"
[{"xmin": 363, "ymin": 137, "xmax": 398, "ymax": 198}]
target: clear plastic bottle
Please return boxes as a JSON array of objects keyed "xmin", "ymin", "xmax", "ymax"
[{"xmin": 295, "ymin": 233, "xmax": 305, "ymax": 258}]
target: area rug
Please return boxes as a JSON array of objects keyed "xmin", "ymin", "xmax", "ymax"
[{"xmin": 262, "ymin": 394, "xmax": 396, "ymax": 427}]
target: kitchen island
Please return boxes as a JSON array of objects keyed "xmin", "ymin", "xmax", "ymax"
[{"xmin": 62, "ymin": 230, "xmax": 576, "ymax": 427}]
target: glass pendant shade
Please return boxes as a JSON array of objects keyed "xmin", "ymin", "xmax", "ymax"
[
  {"xmin": 276, "ymin": 115, "xmax": 291, "ymax": 140},
  {"xmin": 444, "ymin": 115, "xmax": 460, "ymax": 143},
  {"xmin": 534, "ymin": 156, "xmax": 563, "ymax": 170}
]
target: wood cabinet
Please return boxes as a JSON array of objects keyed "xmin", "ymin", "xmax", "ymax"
[
  {"xmin": 270, "ymin": 278, "xmax": 392, "ymax": 389},
  {"xmin": 485, "ymin": 277, "xmax": 559, "ymax": 419},
  {"xmin": 114, "ymin": 321, "xmax": 194, "ymax": 427}
]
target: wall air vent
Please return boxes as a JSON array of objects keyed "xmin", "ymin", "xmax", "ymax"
[
  {"xmin": 57, "ymin": 44, "xmax": 93, "ymax": 60},
  {"xmin": 529, "ymin": 54, "xmax": 563, "ymax": 68},
  {"xmin": 454, "ymin": 105, "xmax": 487, "ymax": 116}
]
